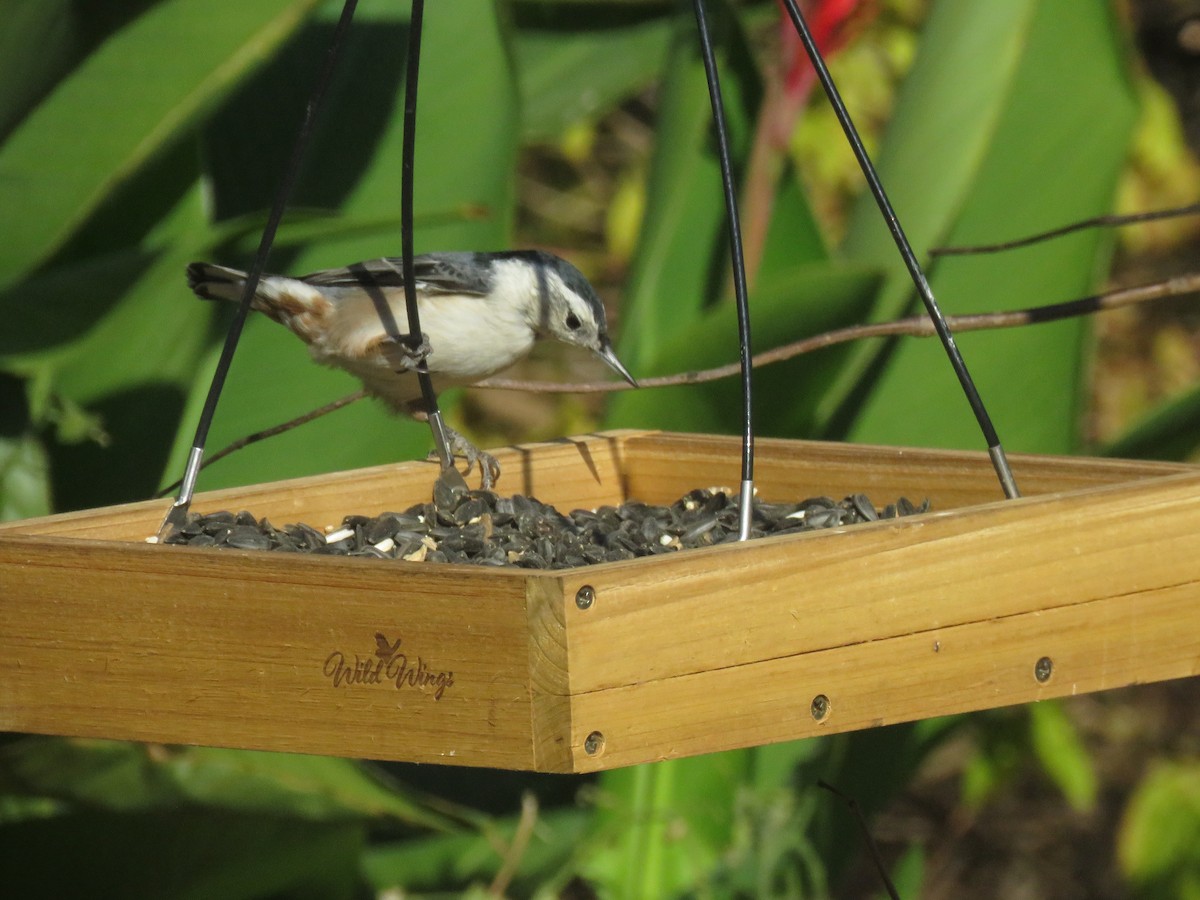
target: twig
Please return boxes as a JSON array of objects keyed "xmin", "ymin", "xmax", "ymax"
[
  {"xmin": 930, "ymin": 201, "xmax": 1200, "ymax": 257},
  {"xmin": 168, "ymin": 270, "xmax": 1200, "ymax": 481},
  {"xmin": 489, "ymin": 792, "xmax": 538, "ymax": 897},
  {"xmin": 478, "ymin": 271, "xmax": 1200, "ymax": 393},
  {"xmin": 155, "ymin": 391, "xmax": 367, "ymax": 497}
]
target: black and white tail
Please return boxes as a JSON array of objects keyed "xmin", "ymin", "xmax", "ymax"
[{"xmin": 185, "ymin": 261, "xmax": 334, "ymax": 343}]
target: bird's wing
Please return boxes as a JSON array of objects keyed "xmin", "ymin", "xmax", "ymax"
[{"xmin": 300, "ymin": 253, "xmax": 494, "ymax": 296}]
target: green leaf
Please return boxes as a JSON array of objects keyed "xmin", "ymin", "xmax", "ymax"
[
  {"xmin": 817, "ymin": 0, "xmax": 1044, "ymax": 437},
  {"xmin": 513, "ymin": 4, "xmax": 676, "ymax": 141},
  {"xmin": 0, "ymin": 431, "xmax": 51, "ymax": 522},
  {"xmin": 0, "ymin": 808, "xmax": 365, "ymax": 900},
  {"xmin": 362, "ymin": 807, "xmax": 590, "ymax": 894},
  {"xmin": 0, "ymin": 737, "xmax": 449, "ymax": 830},
  {"xmin": 749, "ymin": 737, "xmax": 825, "ymax": 796},
  {"xmin": 168, "ymin": 747, "xmax": 446, "ymax": 827},
  {"xmin": 959, "ymin": 712, "xmax": 1024, "ymax": 810},
  {"xmin": 159, "ymin": 333, "xmax": 428, "ymax": 494},
  {"xmin": 36, "ymin": 185, "xmax": 216, "ymax": 404},
  {"xmin": 608, "ymin": 262, "xmax": 881, "ymax": 434},
  {"xmin": 841, "ymin": 2, "xmax": 1040, "ymax": 269},
  {"xmin": 757, "ymin": 165, "xmax": 830, "ymax": 277},
  {"xmin": 609, "ymin": 5, "xmax": 829, "ymax": 429},
  {"xmin": 1119, "ymin": 761, "xmax": 1200, "ymax": 896},
  {"xmin": 841, "ymin": 1, "xmax": 1136, "ymax": 454},
  {"xmin": 701, "ymin": 778, "xmax": 829, "ymax": 896},
  {"xmin": 1101, "ymin": 383, "xmax": 1200, "ymax": 461},
  {"xmin": 818, "ymin": 723, "xmax": 959, "ymax": 880},
  {"xmin": 0, "ymin": 211, "xmax": 417, "ymax": 361},
  {"xmin": 888, "ymin": 842, "xmax": 926, "ymax": 900},
  {"xmin": 615, "ymin": 8, "xmax": 760, "ymax": 373},
  {"xmin": 0, "ymin": 182, "xmax": 222, "ymax": 509},
  {"xmin": 165, "ymin": 0, "xmax": 521, "ymax": 491},
  {"xmin": 818, "ymin": 1, "xmax": 1135, "ymax": 456},
  {"xmin": 0, "ymin": 0, "xmax": 323, "ymax": 288},
  {"xmin": 0, "ymin": 250, "xmax": 158, "ymax": 359},
  {"xmin": 0, "ymin": 0, "xmax": 78, "ymax": 141},
  {"xmin": 582, "ymin": 753, "xmax": 752, "ymax": 897},
  {"xmin": 1028, "ymin": 701, "xmax": 1096, "ymax": 812}
]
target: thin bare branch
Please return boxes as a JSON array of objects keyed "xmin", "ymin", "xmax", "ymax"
[
  {"xmin": 170, "ymin": 270, "xmax": 1200, "ymax": 479},
  {"xmin": 155, "ymin": 390, "xmax": 368, "ymax": 497},
  {"xmin": 930, "ymin": 201, "xmax": 1200, "ymax": 257},
  {"xmin": 489, "ymin": 792, "xmax": 538, "ymax": 897},
  {"xmin": 478, "ymin": 272, "xmax": 1200, "ymax": 393}
]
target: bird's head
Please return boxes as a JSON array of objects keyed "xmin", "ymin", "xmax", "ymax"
[{"xmin": 513, "ymin": 251, "xmax": 638, "ymax": 387}]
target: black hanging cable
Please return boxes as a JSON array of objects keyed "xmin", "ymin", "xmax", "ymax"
[
  {"xmin": 158, "ymin": 0, "xmax": 362, "ymax": 538},
  {"xmin": 692, "ymin": 0, "xmax": 756, "ymax": 541},
  {"xmin": 402, "ymin": 1, "xmax": 452, "ymax": 466},
  {"xmin": 369, "ymin": 0, "xmax": 453, "ymax": 467},
  {"xmin": 778, "ymin": 0, "xmax": 1020, "ymax": 500}
]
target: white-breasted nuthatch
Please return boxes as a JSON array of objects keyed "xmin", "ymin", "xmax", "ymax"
[{"xmin": 186, "ymin": 250, "xmax": 637, "ymax": 486}]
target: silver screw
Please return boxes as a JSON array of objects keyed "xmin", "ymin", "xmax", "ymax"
[
  {"xmin": 583, "ymin": 730, "xmax": 605, "ymax": 755},
  {"xmin": 575, "ymin": 585, "xmax": 595, "ymax": 610},
  {"xmin": 1034, "ymin": 656, "xmax": 1053, "ymax": 683},
  {"xmin": 811, "ymin": 694, "xmax": 830, "ymax": 721}
]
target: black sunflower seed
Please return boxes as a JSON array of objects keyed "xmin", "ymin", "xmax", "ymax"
[{"xmin": 163, "ymin": 487, "xmax": 930, "ymax": 569}]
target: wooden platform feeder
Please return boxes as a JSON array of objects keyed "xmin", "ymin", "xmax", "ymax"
[{"xmin": 1, "ymin": 430, "xmax": 1198, "ymax": 772}]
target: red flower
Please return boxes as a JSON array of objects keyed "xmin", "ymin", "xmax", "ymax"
[{"xmin": 779, "ymin": 0, "xmax": 874, "ymax": 97}]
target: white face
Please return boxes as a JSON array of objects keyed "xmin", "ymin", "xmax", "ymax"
[
  {"xmin": 536, "ymin": 267, "xmax": 637, "ymax": 386},
  {"xmin": 546, "ymin": 279, "xmax": 605, "ymax": 354}
]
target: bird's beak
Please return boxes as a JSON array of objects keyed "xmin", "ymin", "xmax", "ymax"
[{"xmin": 597, "ymin": 340, "xmax": 638, "ymax": 387}]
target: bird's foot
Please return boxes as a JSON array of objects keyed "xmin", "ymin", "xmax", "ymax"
[
  {"xmin": 431, "ymin": 426, "xmax": 501, "ymax": 491},
  {"xmin": 381, "ymin": 334, "xmax": 433, "ymax": 372}
]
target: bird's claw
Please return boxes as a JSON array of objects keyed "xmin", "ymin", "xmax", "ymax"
[
  {"xmin": 461, "ymin": 449, "xmax": 501, "ymax": 491},
  {"xmin": 430, "ymin": 426, "xmax": 501, "ymax": 490},
  {"xmin": 381, "ymin": 334, "xmax": 433, "ymax": 372}
]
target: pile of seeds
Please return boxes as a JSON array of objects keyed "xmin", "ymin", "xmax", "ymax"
[{"xmin": 161, "ymin": 484, "xmax": 929, "ymax": 569}]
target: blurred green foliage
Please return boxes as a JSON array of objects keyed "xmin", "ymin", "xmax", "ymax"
[
  {"xmin": 1119, "ymin": 761, "xmax": 1200, "ymax": 899},
  {"xmin": 0, "ymin": 0, "xmax": 1185, "ymax": 897}
]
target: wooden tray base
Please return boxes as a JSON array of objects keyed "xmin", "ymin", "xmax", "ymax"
[{"xmin": 2, "ymin": 431, "xmax": 1197, "ymax": 772}]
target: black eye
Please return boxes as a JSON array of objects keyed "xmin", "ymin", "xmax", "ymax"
[{"xmin": 565, "ymin": 312, "xmax": 581, "ymax": 331}]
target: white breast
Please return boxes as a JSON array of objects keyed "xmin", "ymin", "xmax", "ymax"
[
  {"xmin": 413, "ymin": 292, "xmax": 537, "ymax": 379},
  {"xmin": 304, "ymin": 267, "xmax": 540, "ymax": 411}
]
